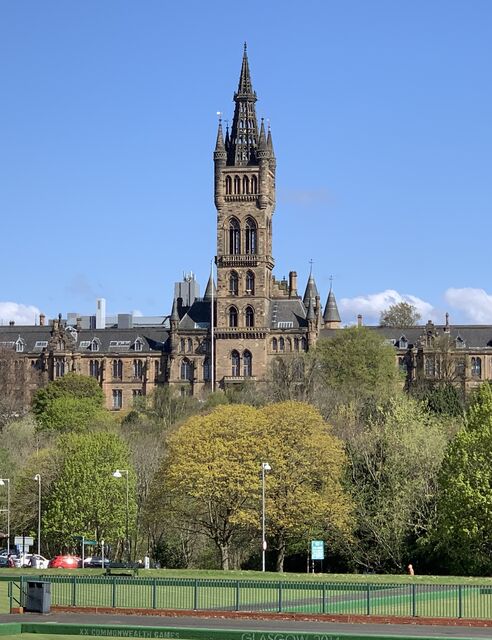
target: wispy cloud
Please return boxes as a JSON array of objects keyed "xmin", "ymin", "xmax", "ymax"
[
  {"xmin": 0, "ymin": 302, "xmax": 41, "ymax": 326},
  {"xmin": 339, "ymin": 289, "xmax": 435, "ymax": 324},
  {"xmin": 278, "ymin": 187, "xmax": 332, "ymax": 207},
  {"xmin": 65, "ymin": 274, "xmax": 102, "ymax": 301},
  {"xmin": 445, "ymin": 288, "xmax": 492, "ymax": 323}
]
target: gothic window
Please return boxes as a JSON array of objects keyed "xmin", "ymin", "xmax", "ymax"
[
  {"xmin": 133, "ymin": 359, "xmax": 143, "ymax": 379},
  {"xmin": 89, "ymin": 360, "xmax": 100, "ymax": 378},
  {"xmin": 229, "ymin": 306, "xmax": 238, "ymax": 328},
  {"xmin": 243, "ymin": 350, "xmax": 252, "ymax": 377},
  {"xmin": 225, "ymin": 175, "xmax": 232, "ymax": 195},
  {"xmin": 15, "ymin": 339, "xmax": 24, "ymax": 353},
  {"xmin": 279, "ymin": 337, "xmax": 285, "ymax": 352},
  {"xmin": 180, "ymin": 338, "xmax": 185, "ymax": 353},
  {"xmin": 399, "ymin": 336, "xmax": 408, "ymax": 349},
  {"xmin": 243, "ymin": 175, "xmax": 250, "ymax": 194},
  {"xmin": 472, "ymin": 357, "xmax": 482, "ymax": 378},
  {"xmin": 294, "ymin": 338, "xmax": 299, "ymax": 351},
  {"xmin": 55, "ymin": 359, "xmax": 65, "ymax": 377},
  {"xmin": 455, "ymin": 359, "xmax": 465, "ymax": 377},
  {"xmin": 287, "ymin": 338, "xmax": 292, "ymax": 352},
  {"xmin": 301, "ymin": 337, "xmax": 307, "ymax": 351},
  {"xmin": 245, "ymin": 217, "xmax": 257, "ymax": 254},
  {"xmin": 112, "ymin": 359, "xmax": 123, "ymax": 379},
  {"xmin": 424, "ymin": 357, "xmax": 435, "ymax": 377},
  {"xmin": 245, "ymin": 306, "xmax": 255, "ymax": 328},
  {"xmin": 233, "ymin": 175, "xmax": 241, "ymax": 194},
  {"xmin": 398, "ymin": 357, "xmax": 407, "ymax": 372},
  {"xmin": 229, "ymin": 218, "xmax": 241, "ymax": 254},
  {"xmin": 187, "ymin": 338, "xmax": 193, "ymax": 353},
  {"xmin": 272, "ymin": 338, "xmax": 278, "ymax": 352},
  {"xmin": 132, "ymin": 389, "xmax": 143, "ymax": 405},
  {"xmin": 91, "ymin": 338, "xmax": 100, "ymax": 352},
  {"xmin": 251, "ymin": 175, "xmax": 258, "ymax": 194},
  {"xmin": 112, "ymin": 389, "xmax": 122, "ymax": 410},
  {"xmin": 203, "ymin": 358, "xmax": 211, "ymax": 381},
  {"xmin": 245, "ymin": 271, "xmax": 255, "ymax": 294},
  {"xmin": 180, "ymin": 358, "xmax": 193, "ymax": 381},
  {"xmin": 231, "ymin": 350, "xmax": 240, "ymax": 376},
  {"xmin": 154, "ymin": 360, "xmax": 160, "ymax": 380},
  {"xmin": 229, "ymin": 271, "xmax": 239, "ymax": 296},
  {"xmin": 134, "ymin": 338, "xmax": 143, "ymax": 352}
]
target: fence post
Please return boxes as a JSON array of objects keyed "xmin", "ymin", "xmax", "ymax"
[
  {"xmin": 152, "ymin": 578, "xmax": 157, "ymax": 609},
  {"xmin": 458, "ymin": 584, "xmax": 463, "ymax": 619},
  {"xmin": 278, "ymin": 582, "xmax": 283, "ymax": 613},
  {"xmin": 72, "ymin": 575, "xmax": 77, "ymax": 606},
  {"xmin": 322, "ymin": 583, "xmax": 326, "ymax": 614},
  {"xmin": 235, "ymin": 580, "xmax": 240, "ymax": 611},
  {"xmin": 412, "ymin": 583, "xmax": 416, "ymax": 617},
  {"xmin": 111, "ymin": 577, "xmax": 117, "ymax": 609},
  {"xmin": 193, "ymin": 579, "xmax": 198, "ymax": 611},
  {"xmin": 366, "ymin": 583, "xmax": 370, "ymax": 615},
  {"xmin": 20, "ymin": 576, "xmax": 25, "ymax": 609}
]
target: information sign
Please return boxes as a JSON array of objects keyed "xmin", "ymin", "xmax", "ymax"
[{"xmin": 311, "ymin": 540, "xmax": 324, "ymax": 560}]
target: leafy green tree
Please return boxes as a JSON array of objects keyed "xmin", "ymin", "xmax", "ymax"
[
  {"xmin": 380, "ymin": 302, "xmax": 421, "ymax": 327},
  {"xmin": 431, "ymin": 383, "xmax": 492, "ymax": 575},
  {"xmin": 315, "ymin": 327, "xmax": 401, "ymax": 403},
  {"xmin": 260, "ymin": 402, "xmax": 352, "ymax": 571},
  {"xmin": 345, "ymin": 395, "xmax": 449, "ymax": 572},
  {"xmin": 42, "ymin": 432, "xmax": 136, "ymax": 554},
  {"xmin": 149, "ymin": 404, "xmax": 266, "ymax": 570},
  {"xmin": 32, "ymin": 373, "xmax": 109, "ymax": 431}
]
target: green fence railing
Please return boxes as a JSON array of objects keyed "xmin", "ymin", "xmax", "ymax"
[{"xmin": 5, "ymin": 575, "xmax": 492, "ymax": 621}]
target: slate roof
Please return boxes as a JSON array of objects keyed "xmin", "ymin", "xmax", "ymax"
[
  {"xmin": 320, "ymin": 324, "xmax": 492, "ymax": 350},
  {"xmin": 270, "ymin": 298, "xmax": 308, "ymax": 330},
  {"xmin": 177, "ymin": 299, "xmax": 212, "ymax": 331}
]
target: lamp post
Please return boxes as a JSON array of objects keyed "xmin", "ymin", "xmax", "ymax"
[
  {"xmin": 0, "ymin": 479, "xmax": 10, "ymax": 555},
  {"xmin": 261, "ymin": 462, "xmax": 271, "ymax": 572},
  {"xmin": 33, "ymin": 474, "xmax": 41, "ymax": 555},
  {"xmin": 112, "ymin": 469, "xmax": 129, "ymax": 562}
]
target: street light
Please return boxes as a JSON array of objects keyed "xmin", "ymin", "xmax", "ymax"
[
  {"xmin": 261, "ymin": 462, "xmax": 271, "ymax": 572},
  {"xmin": 0, "ymin": 479, "xmax": 10, "ymax": 555},
  {"xmin": 33, "ymin": 474, "xmax": 41, "ymax": 555},
  {"xmin": 112, "ymin": 469, "xmax": 129, "ymax": 562}
]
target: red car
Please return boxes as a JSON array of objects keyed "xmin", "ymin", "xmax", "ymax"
[{"xmin": 48, "ymin": 555, "xmax": 81, "ymax": 569}]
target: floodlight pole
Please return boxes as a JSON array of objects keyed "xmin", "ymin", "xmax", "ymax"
[
  {"xmin": 34, "ymin": 474, "xmax": 41, "ymax": 555},
  {"xmin": 261, "ymin": 462, "xmax": 271, "ymax": 572}
]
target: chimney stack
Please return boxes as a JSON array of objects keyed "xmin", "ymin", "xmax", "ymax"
[
  {"xmin": 96, "ymin": 298, "xmax": 106, "ymax": 330},
  {"xmin": 357, "ymin": 314, "xmax": 363, "ymax": 328},
  {"xmin": 9, "ymin": 320, "xmax": 14, "ymax": 326},
  {"xmin": 288, "ymin": 271, "xmax": 298, "ymax": 298}
]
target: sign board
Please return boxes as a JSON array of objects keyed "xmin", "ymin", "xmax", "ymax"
[
  {"xmin": 311, "ymin": 540, "xmax": 324, "ymax": 560},
  {"xmin": 14, "ymin": 536, "xmax": 34, "ymax": 546}
]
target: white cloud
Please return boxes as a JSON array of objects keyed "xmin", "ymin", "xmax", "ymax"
[
  {"xmin": 132, "ymin": 309, "xmax": 144, "ymax": 317},
  {"xmin": 0, "ymin": 302, "xmax": 41, "ymax": 326},
  {"xmin": 445, "ymin": 288, "xmax": 492, "ymax": 323},
  {"xmin": 339, "ymin": 289, "xmax": 435, "ymax": 324}
]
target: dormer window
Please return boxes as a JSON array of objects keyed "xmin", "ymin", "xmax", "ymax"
[
  {"xmin": 91, "ymin": 338, "xmax": 100, "ymax": 352},
  {"xmin": 134, "ymin": 338, "xmax": 144, "ymax": 352},
  {"xmin": 455, "ymin": 336, "xmax": 466, "ymax": 349},
  {"xmin": 399, "ymin": 336, "xmax": 408, "ymax": 349},
  {"xmin": 15, "ymin": 338, "xmax": 25, "ymax": 353}
]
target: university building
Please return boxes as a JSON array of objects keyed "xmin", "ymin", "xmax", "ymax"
[{"xmin": 0, "ymin": 47, "xmax": 490, "ymax": 411}]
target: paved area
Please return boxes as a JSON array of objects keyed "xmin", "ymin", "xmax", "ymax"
[{"xmin": 0, "ymin": 611, "xmax": 490, "ymax": 639}]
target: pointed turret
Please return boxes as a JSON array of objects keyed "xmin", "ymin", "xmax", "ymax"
[
  {"xmin": 228, "ymin": 43, "xmax": 260, "ymax": 166},
  {"xmin": 267, "ymin": 123, "xmax": 275, "ymax": 158},
  {"xmin": 203, "ymin": 274, "xmax": 216, "ymax": 301},
  {"xmin": 306, "ymin": 296, "xmax": 315, "ymax": 321},
  {"xmin": 171, "ymin": 297, "xmax": 180, "ymax": 324},
  {"xmin": 303, "ymin": 273, "xmax": 319, "ymax": 308},
  {"xmin": 257, "ymin": 118, "xmax": 267, "ymax": 155},
  {"xmin": 214, "ymin": 119, "xmax": 227, "ymax": 161},
  {"xmin": 323, "ymin": 287, "xmax": 341, "ymax": 329}
]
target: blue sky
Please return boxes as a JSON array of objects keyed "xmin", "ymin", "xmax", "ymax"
[{"xmin": 1, "ymin": 1, "xmax": 492, "ymax": 326}]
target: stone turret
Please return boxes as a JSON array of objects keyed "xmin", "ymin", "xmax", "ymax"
[{"xmin": 323, "ymin": 287, "xmax": 341, "ymax": 329}]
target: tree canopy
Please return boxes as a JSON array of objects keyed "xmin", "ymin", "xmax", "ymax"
[{"xmin": 379, "ymin": 302, "xmax": 421, "ymax": 327}]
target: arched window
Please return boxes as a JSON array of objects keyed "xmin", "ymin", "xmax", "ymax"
[
  {"xmin": 245, "ymin": 271, "xmax": 255, "ymax": 294},
  {"xmin": 425, "ymin": 357, "xmax": 435, "ymax": 377},
  {"xmin": 294, "ymin": 338, "xmax": 299, "ymax": 351},
  {"xmin": 187, "ymin": 338, "xmax": 193, "ymax": 353},
  {"xmin": 229, "ymin": 218, "xmax": 241, "ymax": 254},
  {"xmin": 245, "ymin": 217, "xmax": 257, "ymax": 254},
  {"xmin": 229, "ymin": 271, "xmax": 239, "ymax": 296},
  {"xmin": 233, "ymin": 175, "xmax": 241, "ymax": 194},
  {"xmin": 231, "ymin": 350, "xmax": 240, "ymax": 376},
  {"xmin": 134, "ymin": 338, "xmax": 143, "ymax": 352},
  {"xmin": 243, "ymin": 175, "xmax": 250, "ymax": 194},
  {"xmin": 15, "ymin": 339, "xmax": 24, "ymax": 353},
  {"xmin": 180, "ymin": 338, "xmax": 185, "ymax": 353},
  {"xmin": 91, "ymin": 338, "xmax": 100, "ymax": 352},
  {"xmin": 89, "ymin": 360, "xmax": 100, "ymax": 378},
  {"xmin": 251, "ymin": 175, "xmax": 258, "ymax": 194},
  {"xmin": 272, "ymin": 338, "xmax": 278, "ymax": 352},
  {"xmin": 180, "ymin": 358, "xmax": 192, "ymax": 381},
  {"xmin": 112, "ymin": 359, "xmax": 123, "ymax": 379},
  {"xmin": 301, "ymin": 337, "xmax": 307, "ymax": 351},
  {"xmin": 154, "ymin": 360, "xmax": 160, "ymax": 380},
  {"xmin": 245, "ymin": 306, "xmax": 254, "ymax": 328},
  {"xmin": 287, "ymin": 338, "xmax": 292, "ymax": 352},
  {"xmin": 243, "ymin": 350, "xmax": 252, "ymax": 377},
  {"xmin": 225, "ymin": 175, "xmax": 232, "ymax": 195},
  {"xmin": 203, "ymin": 358, "xmax": 210, "ymax": 381},
  {"xmin": 229, "ymin": 306, "xmax": 238, "ymax": 328},
  {"xmin": 279, "ymin": 337, "xmax": 285, "ymax": 352},
  {"xmin": 399, "ymin": 336, "xmax": 408, "ymax": 349},
  {"xmin": 133, "ymin": 359, "xmax": 143, "ymax": 379},
  {"xmin": 472, "ymin": 357, "xmax": 482, "ymax": 378},
  {"xmin": 55, "ymin": 359, "xmax": 65, "ymax": 377}
]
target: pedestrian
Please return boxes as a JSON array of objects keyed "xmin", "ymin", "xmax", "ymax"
[
  {"xmin": 7, "ymin": 554, "xmax": 15, "ymax": 568},
  {"xmin": 407, "ymin": 563, "xmax": 414, "ymax": 576}
]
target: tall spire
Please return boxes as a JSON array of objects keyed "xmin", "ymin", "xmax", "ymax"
[
  {"xmin": 228, "ymin": 43, "xmax": 260, "ymax": 166},
  {"xmin": 267, "ymin": 122, "xmax": 275, "ymax": 159},
  {"xmin": 203, "ymin": 273, "xmax": 216, "ymax": 301},
  {"xmin": 303, "ymin": 273, "xmax": 319, "ymax": 308},
  {"xmin": 214, "ymin": 118, "xmax": 227, "ymax": 161}
]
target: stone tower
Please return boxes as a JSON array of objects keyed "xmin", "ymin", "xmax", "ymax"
[{"xmin": 213, "ymin": 44, "xmax": 277, "ymax": 383}]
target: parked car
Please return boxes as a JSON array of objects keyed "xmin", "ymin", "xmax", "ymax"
[
  {"xmin": 48, "ymin": 555, "xmax": 81, "ymax": 569},
  {"xmin": 0, "ymin": 554, "xmax": 21, "ymax": 568},
  {"xmin": 83, "ymin": 556, "xmax": 110, "ymax": 568},
  {"xmin": 21, "ymin": 554, "xmax": 49, "ymax": 569}
]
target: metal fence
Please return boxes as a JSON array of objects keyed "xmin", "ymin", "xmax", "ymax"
[{"xmin": 6, "ymin": 575, "xmax": 492, "ymax": 620}]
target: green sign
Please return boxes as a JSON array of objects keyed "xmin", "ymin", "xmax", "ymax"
[{"xmin": 311, "ymin": 540, "xmax": 324, "ymax": 560}]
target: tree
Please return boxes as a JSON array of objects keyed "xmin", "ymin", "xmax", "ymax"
[
  {"xmin": 344, "ymin": 395, "xmax": 450, "ymax": 572},
  {"xmin": 380, "ymin": 302, "xmax": 421, "ymax": 327},
  {"xmin": 32, "ymin": 373, "xmax": 109, "ymax": 431},
  {"xmin": 260, "ymin": 402, "xmax": 352, "ymax": 571},
  {"xmin": 430, "ymin": 383, "xmax": 492, "ymax": 575},
  {"xmin": 149, "ymin": 404, "xmax": 265, "ymax": 570},
  {"xmin": 42, "ymin": 432, "xmax": 136, "ymax": 554},
  {"xmin": 315, "ymin": 328, "xmax": 401, "ymax": 403}
]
